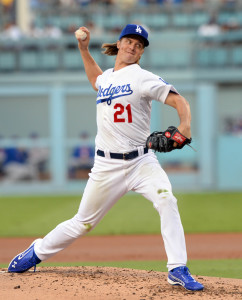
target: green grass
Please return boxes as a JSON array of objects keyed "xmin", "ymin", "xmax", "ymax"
[
  {"xmin": 1, "ymin": 259, "xmax": 241, "ymax": 279},
  {"xmin": 178, "ymin": 192, "xmax": 242, "ymax": 233},
  {"xmin": 0, "ymin": 192, "xmax": 242, "ymax": 236}
]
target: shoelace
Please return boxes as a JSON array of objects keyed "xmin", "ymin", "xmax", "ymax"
[
  {"xmin": 171, "ymin": 267, "xmax": 195, "ymax": 282},
  {"xmin": 176, "ymin": 267, "xmax": 196, "ymax": 283}
]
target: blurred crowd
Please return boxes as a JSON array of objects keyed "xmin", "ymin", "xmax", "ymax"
[
  {"xmin": 0, "ymin": 13, "xmax": 241, "ymax": 43},
  {"xmin": 197, "ymin": 14, "xmax": 241, "ymax": 38},
  {"xmin": 0, "ymin": 17, "xmax": 240, "ymax": 44},
  {"xmin": 68, "ymin": 131, "xmax": 95, "ymax": 180},
  {"xmin": 0, "ymin": 0, "xmax": 241, "ymax": 42},
  {"xmin": 0, "ymin": 131, "xmax": 95, "ymax": 182},
  {"xmin": 0, "ymin": 21, "xmax": 63, "ymax": 41},
  {"xmin": 0, "ymin": 0, "xmax": 238, "ymax": 11},
  {"xmin": 224, "ymin": 116, "xmax": 242, "ymax": 135},
  {"xmin": 26, "ymin": 0, "xmax": 240, "ymax": 8},
  {"xmin": 0, "ymin": 133, "xmax": 49, "ymax": 183}
]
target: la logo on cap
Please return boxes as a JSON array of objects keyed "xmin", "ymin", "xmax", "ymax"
[
  {"xmin": 119, "ymin": 24, "xmax": 149, "ymax": 47},
  {"xmin": 136, "ymin": 25, "xmax": 142, "ymax": 34}
]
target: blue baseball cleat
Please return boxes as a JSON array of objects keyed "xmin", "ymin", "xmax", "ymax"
[
  {"xmin": 168, "ymin": 266, "xmax": 204, "ymax": 291},
  {"xmin": 8, "ymin": 239, "xmax": 42, "ymax": 273}
]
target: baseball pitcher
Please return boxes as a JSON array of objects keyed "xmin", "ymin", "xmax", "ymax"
[{"xmin": 8, "ymin": 24, "xmax": 203, "ymax": 291}]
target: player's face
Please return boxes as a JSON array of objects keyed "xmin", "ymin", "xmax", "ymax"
[{"xmin": 116, "ymin": 37, "xmax": 144, "ymax": 65}]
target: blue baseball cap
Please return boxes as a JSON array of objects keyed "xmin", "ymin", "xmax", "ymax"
[{"xmin": 119, "ymin": 24, "xmax": 149, "ymax": 47}]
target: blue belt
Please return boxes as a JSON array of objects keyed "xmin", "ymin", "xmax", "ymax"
[{"xmin": 97, "ymin": 147, "xmax": 148, "ymax": 160}]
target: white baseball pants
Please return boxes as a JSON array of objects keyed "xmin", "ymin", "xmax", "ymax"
[{"xmin": 34, "ymin": 151, "xmax": 187, "ymax": 271}]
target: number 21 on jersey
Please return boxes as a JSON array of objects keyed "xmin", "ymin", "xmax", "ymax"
[{"xmin": 114, "ymin": 103, "xmax": 132, "ymax": 123}]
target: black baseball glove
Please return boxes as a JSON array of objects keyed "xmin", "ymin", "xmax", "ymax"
[{"xmin": 146, "ymin": 126, "xmax": 192, "ymax": 153}]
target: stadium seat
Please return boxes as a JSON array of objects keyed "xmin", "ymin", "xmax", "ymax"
[
  {"xmin": 196, "ymin": 48, "xmax": 228, "ymax": 67},
  {"xmin": 172, "ymin": 14, "xmax": 191, "ymax": 28},
  {"xmin": 92, "ymin": 13, "xmax": 105, "ymax": 29},
  {"xmin": 173, "ymin": 13, "xmax": 209, "ymax": 28},
  {"xmin": 190, "ymin": 13, "xmax": 210, "ymax": 27},
  {"xmin": 149, "ymin": 50, "xmax": 169, "ymax": 68},
  {"xmin": 104, "ymin": 54, "xmax": 116, "ymax": 69},
  {"xmin": 196, "ymin": 49, "xmax": 210, "ymax": 66},
  {"xmin": 231, "ymin": 47, "xmax": 242, "ymax": 65},
  {"xmin": 131, "ymin": 13, "xmax": 169, "ymax": 30},
  {"xmin": 0, "ymin": 52, "xmax": 16, "ymax": 71},
  {"xmin": 149, "ymin": 46, "xmax": 191, "ymax": 69},
  {"xmin": 101, "ymin": 14, "xmax": 126, "ymax": 30},
  {"xmin": 169, "ymin": 49, "xmax": 191, "ymax": 68},
  {"xmin": 34, "ymin": 16, "xmax": 45, "ymax": 28},
  {"xmin": 40, "ymin": 51, "xmax": 59, "ymax": 70},
  {"xmin": 237, "ymin": 12, "xmax": 242, "ymax": 26},
  {"xmin": 149, "ymin": 14, "xmax": 170, "ymax": 29},
  {"xmin": 62, "ymin": 50, "xmax": 84, "ymax": 70},
  {"xmin": 19, "ymin": 51, "xmax": 39, "ymax": 70},
  {"xmin": 217, "ymin": 12, "xmax": 236, "ymax": 25},
  {"xmin": 140, "ymin": 50, "xmax": 150, "ymax": 68},
  {"xmin": 91, "ymin": 49, "xmax": 105, "ymax": 67},
  {"xmin": 48, "ymin": 16, "xmax": 62, "ymax": 28},
  {"xmin": 60, "ymin": 16, "xmax": 85, "ymax": 31}
]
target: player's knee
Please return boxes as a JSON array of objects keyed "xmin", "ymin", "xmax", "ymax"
[
  {"xmin": 76, "ymin": 222, "xmax": 94, "ymax": 236},
  {"xmin": 83, "ymin": 223, "xmax": 93, "ymax": 233},
  {"xmin": 157, "ymin": 190, "xmax": 175, "ymax": 202},
  {"xmin": 71, "ymin": 215, "xmax": 95, "ymax": 236},
  {"xmin": 153, "ymin": 191, "xmax": 177, "ymax": 212}
]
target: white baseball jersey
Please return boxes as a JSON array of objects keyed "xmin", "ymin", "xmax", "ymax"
[
  {"xmin": 33, "ymin": 63, "xmax": 187, "ymax": 273},
  {"xmin": 95, "ymin": 64, "xmax": 178, "ymax": 152}
]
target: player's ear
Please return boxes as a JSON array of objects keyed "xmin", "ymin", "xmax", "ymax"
[{"xmin": 117, "ymin": 40, "xmax": 121, "ymax": 49}]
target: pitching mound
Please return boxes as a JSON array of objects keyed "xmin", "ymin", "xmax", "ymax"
[{"xmin": 1, "ymin": 266, "xmax": 241, "ymax": 300}]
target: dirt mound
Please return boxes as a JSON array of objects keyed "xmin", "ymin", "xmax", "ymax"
[
  {"xmin": 1, "ymin": 234, "xmax": 242, "ymax": 299},
  {"xmin": 1, "ymin": 266, "xmax": 241, "ymax": 300}
]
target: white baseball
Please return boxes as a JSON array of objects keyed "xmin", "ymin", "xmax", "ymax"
[{"xmin": 75, "ymin": 29, "xmax": 87, "ymax": 41}]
